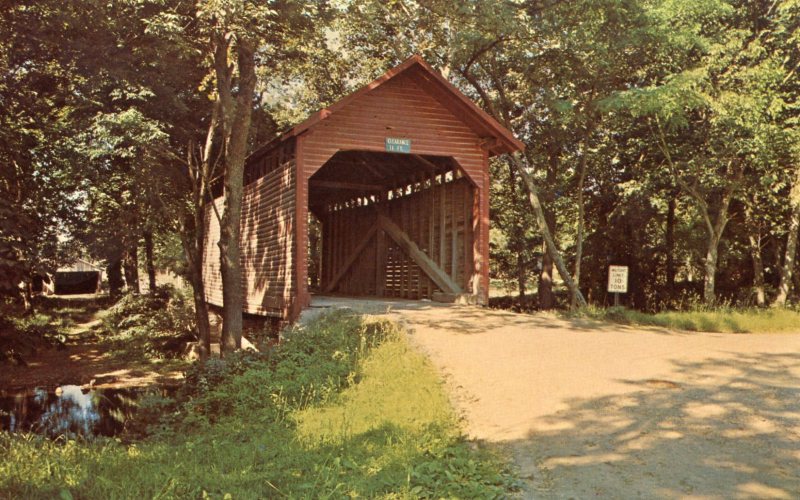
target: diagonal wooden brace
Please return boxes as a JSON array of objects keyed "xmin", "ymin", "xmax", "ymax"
[{"xmin": 378, "ymin": 214, "xmax": 462, "ymax": 294}]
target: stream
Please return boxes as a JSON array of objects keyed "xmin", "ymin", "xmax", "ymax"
[{"xmin": 0, "ymin": 385, "xmax": 174, "ymax": 439}]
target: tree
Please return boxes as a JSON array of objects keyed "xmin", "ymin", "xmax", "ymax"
[{"xmin": 0, "ymin": 1, "xmax": 85, "ymax": 309}]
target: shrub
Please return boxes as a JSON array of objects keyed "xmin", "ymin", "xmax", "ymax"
[
  {"xmin": 104, "ymin": 285, "xmax": 196, "ymax": 359},
  {"xmin": 0, "ymin": 314, "xmax": 65, "ymax": 364}
]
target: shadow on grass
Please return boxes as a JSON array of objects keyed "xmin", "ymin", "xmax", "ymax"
[{"xmin": 512, "ymin": 351, "xmax": 800, "ymax": 498}]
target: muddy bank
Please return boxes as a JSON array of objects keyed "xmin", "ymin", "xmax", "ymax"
[{"xmin": 0, "ymin": 342, "xmax": 185, "ymax": 391}]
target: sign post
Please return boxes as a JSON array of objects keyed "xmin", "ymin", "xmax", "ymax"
[{"xmin": 607, "ymin": 265, "xmax": 629, "ymax": 307}]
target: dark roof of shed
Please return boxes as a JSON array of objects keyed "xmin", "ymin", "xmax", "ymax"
[
  {"xmin": 57, "ymin": 259, "xmax": 102, "ymax": 273},
  {"xmin": 251, "ymin": 55, "xmax": 524, "ymax": 163}
]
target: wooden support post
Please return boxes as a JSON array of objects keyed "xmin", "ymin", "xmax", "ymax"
[
  {"xmin": 451, "ymin": 181, "xmax": 458, "ymax": 280},
  {"xmin": 463, "ymin": 182, "xmax": 472, "ymax": 290},
  {"xmin": 472, "ymin": 180, "xmax": 481, "ymax": 295},
  {"xmin": 428, "ymin": 174, "xmax": 435, "ymax": 297},
  {"xmin": 439, "ymin": 174, "xmax": 446, "ymax": 273},
  {"xmin": 326, "ymin": 211, "xmax": 333, "ymax": 289},
  {"xmin": 417, "ymin": 175, "xmax": 425, "ymax": 300},
  {"xmin": 378, "ymin": 215, "xmax": 462, "ymax": 294},
  {"xmin": 409, "ymin": 188, "xmax": 418, "ymax": 298},
  {"xmin": 321, "ymin": 214, "xmax": 328, "ymax": 289},
  {"xmin": 336, "ymin": 210, "xmax": 343, "ymax": 290},
  {"xmin": 398, "ymin": 200, "xmax": 406, "ymax": 298}
]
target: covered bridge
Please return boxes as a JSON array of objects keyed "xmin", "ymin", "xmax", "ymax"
[{"xmin": 203, "ymin": 55, "xmax": 523, "ymax": 322}]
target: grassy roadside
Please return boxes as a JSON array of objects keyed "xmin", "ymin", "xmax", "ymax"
[
  {"xmin": 572, "ymin": 306, "xmax": 800, "ymax": 334},
  {"xmin": 0, "ymin": 311, "xmax": 516, "ymax": 498}
]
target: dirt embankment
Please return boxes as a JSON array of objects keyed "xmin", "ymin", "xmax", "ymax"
[
  {"xmin": 0, "ymin": 342, "xmax": 185, "ymax": 391},
  {"xmin": 1, "ymin": 297, "xmax": 184, "ymax": 391}
]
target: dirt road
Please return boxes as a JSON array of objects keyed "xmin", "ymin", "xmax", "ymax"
[{"xmin": 307, "ymin": 297, "xmax": 800, "ymax": 499}]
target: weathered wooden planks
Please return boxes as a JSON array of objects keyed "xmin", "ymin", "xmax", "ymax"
[
  {"xmin": 319, "ymin": 173, "xmax": 473, "ymax": 300},
  {"xmin": 378, "ymin": 215, "xmax": 461, "ymax": 295},
  {"xmin": 203, "ymin": 159, "xmax": 296, "ymax": 318}
]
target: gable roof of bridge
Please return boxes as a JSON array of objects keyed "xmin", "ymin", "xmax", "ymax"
[{"xmin": 251, "ymin": 54, "xmax": 524, "ymax": 162}]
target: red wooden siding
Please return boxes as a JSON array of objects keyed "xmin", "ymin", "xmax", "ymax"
[
  {"xmin": 299, "ymin": 69, "xmax": 486, "ymax": 185},
  {"xmin": 203, "ymin": 158, "xmax": 296, "ymax": 317},
  {"xmin": 298, "ymin": 68, "xmax": 491, "ymax": 302}
]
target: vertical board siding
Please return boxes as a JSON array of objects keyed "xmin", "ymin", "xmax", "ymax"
[
  {"xmin": 202, "ymin": 159, "xmax": 296, "ymax": 317},
  {"xmin": 320, "ymin": 176, "xmax": 474, "ymax": 299}
]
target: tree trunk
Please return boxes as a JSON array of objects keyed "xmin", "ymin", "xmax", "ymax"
[
  {"xmin": 144, "ymin": 230, "xmax": 157, "ymax": 293},
  {"xmin": 665, "ymin": 195, "xmax": 676, "ymax": 298},
  {"xmin": 743, "ymin": 202, "xmax": 766, "ymax": 307},
  {"xmin": 184, "ymin": 233, "xmax": 211, "ymax": 359},
  {"xmin": 215, "ymin": 36, "xmax": 257, "ymax": 354},
  {"xmin": 122, "ymin": 246, "xmax": 139, "ymax": 294},
  {"xmin": 538, "ymin": 158, "xmax": 558, "ymax": 309},
  {"xmin": 107, "ymin": 259, "xmax": 124, "ymax": 298},
  {"xmin": 21, "ymin": 279, "xmax": 33, "ymax": 314},
  {"xmin": 748, "ymin": 231, "xmax": 766, "ymax": 307},
  {"xmin": 773, "ymin": 171, "xmax": 800, "ymax": 307},
  {"xmin": 538, "ymin": 245, "xmax": 554, "ymax": 308},
  {"xmin": 571, "ymin": 151, "xmax": 588, "ymax": 309},
  {"xmin": 192, "ymin": 283, "xmax": 212, "ymax": 359},
  {"xmin": 508, "ymin": 164, "xmax": 527, "ymax": 300},
  {"xmin": 703, "ymin": 234, "xmax": 721, "ymax": 305},
  {"xmin": 700, "ymin": 188, "xmax": 734, "ymax": 305},
  {"xmin": 216, "ymin": 163, "xmax": 244, "ymax": 354},
  {"xmin": 511, "ymin": 154, "xmax": 587, "ymax": 308}
]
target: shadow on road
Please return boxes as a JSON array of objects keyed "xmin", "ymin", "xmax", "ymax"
[{"xmin": 512, "ymin": 351, "xmax": 800, "ymax": 498}]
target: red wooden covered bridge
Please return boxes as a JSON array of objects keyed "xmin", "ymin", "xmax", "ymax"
[{"xmin": 203, "ymin": 55, "xmax": 523, "ymax": 322}]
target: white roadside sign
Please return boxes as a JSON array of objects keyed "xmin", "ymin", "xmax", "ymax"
[{"xmin": 607, "ymin": 265, "xmax": 629, "ymax": 293}]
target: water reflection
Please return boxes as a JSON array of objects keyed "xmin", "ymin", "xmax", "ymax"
[{"xmin": 0, "ymin": 385, "xmax": 171, "ymax": 439}]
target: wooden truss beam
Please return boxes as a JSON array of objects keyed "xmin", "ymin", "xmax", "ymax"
[
  {"xmin": 310, "ymin": 180, "xmax": 385, "ymax": 192},
  {"xmin": 410, "ymin": 154, "xmax": 439, "ymax": 175},
  {"xmin": 323, "ymin": 222, "xmax": 378, "ymax": 293},
  {"xmin": 378, "ymin": 214, "xmax": 462, "ymax": 294}
]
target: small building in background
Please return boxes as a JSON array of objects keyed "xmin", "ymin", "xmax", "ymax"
[{"xmin": 49, "ymin": 259, "xmax": 103, "ymax": 295}]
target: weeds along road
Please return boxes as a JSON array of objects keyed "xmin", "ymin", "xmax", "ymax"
[{"xmin": 307, "ymin": 296, "xmax": 800, "ymax": 500}]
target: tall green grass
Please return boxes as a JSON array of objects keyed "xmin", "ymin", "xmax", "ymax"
[
  {"xmin": 0, "ymin": 311, "xmax": 516, "ymax": 498},
  {"xmin": 578, "ymin": 306, "xmax": 800, "ymax": 333}
]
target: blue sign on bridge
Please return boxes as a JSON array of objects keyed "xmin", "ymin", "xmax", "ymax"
[{"xmin": 385, "ymin": 137, "xmax": 411, "ymax": 153}]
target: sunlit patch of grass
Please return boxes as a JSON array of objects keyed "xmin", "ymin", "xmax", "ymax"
[
  {"xmin": 296, "ymin": 336, "xmax": 456, "ymax": 442},
  {"xmin": 574, "ymin": 306, "xmax": 800, "ymax": 333}
]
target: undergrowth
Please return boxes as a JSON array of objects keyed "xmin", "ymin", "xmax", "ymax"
[
  {"xmin": 103, "ymin": 285, "xmax": 196, "ymax": 360},
  {"xmin": 0, "ymin": 310, "xmax": 518, "ymax": 498},
  {"xmin": 0, "ymin": 314, "xmax": 65, "ymax": 364},
  {"xmin": 569, "ymin": 305, "xmax": 800, "ymax": 333}
]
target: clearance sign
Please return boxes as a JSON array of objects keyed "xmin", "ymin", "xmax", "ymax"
[{"xmin": 385, "ymin": 137, "xmax": 411, "ymax": 153}]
